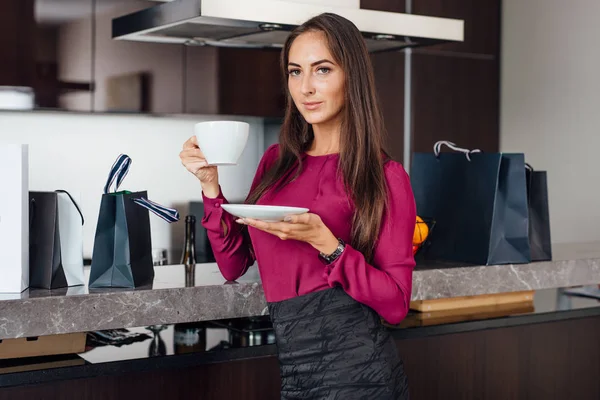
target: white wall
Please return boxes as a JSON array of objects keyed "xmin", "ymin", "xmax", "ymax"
[
  {"xmin": 500, "ymin": 0, "xmax": 600, "ymax": 244},
  {"xmin": 0, "ymin": 112, "xmax": 264, "ymax": 261}
]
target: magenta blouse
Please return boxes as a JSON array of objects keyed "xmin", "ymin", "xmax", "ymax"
[{"xmin": 201, "ymin": 144, "xmax": 416, "ymax": 324}]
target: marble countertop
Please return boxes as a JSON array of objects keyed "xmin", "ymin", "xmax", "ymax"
[{"xmin": 1, "ymin": 242, "xmax": 599, "ymax": 340}]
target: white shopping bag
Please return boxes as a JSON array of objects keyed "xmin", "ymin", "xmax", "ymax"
[
  {"xmin": 56, "ymin": 191, "xmax": 85, "ymax": 286},
  {"xmin": 0, "ymin": 144, "xmax": 29, "ymax": 293}
]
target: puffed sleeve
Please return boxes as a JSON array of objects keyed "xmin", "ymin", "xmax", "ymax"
[
  {"xmin": 325, "ymin": 161, "xmax": 416, "ymax": 324},
  {"xmin": 202, "ymin": 144, "xmax": 279, "ymax": 281}
]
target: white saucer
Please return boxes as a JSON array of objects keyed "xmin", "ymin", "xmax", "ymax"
[{"xmin": 221, "ymin": 204, "xmax": 309, "ymax": 222}]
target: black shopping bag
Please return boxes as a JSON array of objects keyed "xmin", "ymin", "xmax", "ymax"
[
  {"xmin": 29, "ymin": 190, "xmax": 85, "ymax": 289},
  {"xmin": 89, "ymin": 154, "xmax": 179, "ymax": 288},
  {"xmin": 526, "ymin": 164, "xmax": 552, "ymax": 261},
  {"xmin": 410, "ymin": 141, "xmax": 531, "ymax": 265}
]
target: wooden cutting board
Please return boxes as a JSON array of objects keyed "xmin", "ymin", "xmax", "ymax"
[
  {"xmin": 410, "ymin": 290, "xmax": 535, "ymax": 312},
  {"xmin": 0, "ymin": 332, "xmax": 86, "ymax": 359},
  {"xmin": 398, "ymin": 301, "xmax": 535, "ymax": 328}
]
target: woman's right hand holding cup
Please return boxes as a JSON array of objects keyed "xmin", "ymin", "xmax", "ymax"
[{"xmin": 180, "ymin": 136, "xmax": 220, "ymax": 198}]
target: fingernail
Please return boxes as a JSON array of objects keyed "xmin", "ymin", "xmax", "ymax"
[
  {"xmin": 235, "ymin": 219, "xmax": 244, "ymax": 224},
  {"xmin": 284, "ymin": 216, "xmax": 292, "ymax": 222}
]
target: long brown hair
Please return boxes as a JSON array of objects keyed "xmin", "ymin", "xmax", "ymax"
[{"xmin": 246, "ymin": 13, "xmax": 389, "ymax": 262}]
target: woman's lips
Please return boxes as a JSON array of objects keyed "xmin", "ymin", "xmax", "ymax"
[{"xmin": 303, "ymin": 102, "xmax": 323, "ymax": 111}]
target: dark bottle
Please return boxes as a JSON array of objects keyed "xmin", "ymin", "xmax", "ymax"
[
  {"xmin": 181, "ymin": 215, "xmax": 196, "ymax": 287},
  {"xmin": 180, "ymin": 215, "xmax": 196, "ymax": 265},
  {"xmin": 147, "ymin": 325, "xmax": 168, "ymax": 357},
  {"xmin": 174, "ymin": 216, "xmax": 204, "ymax": 354}
]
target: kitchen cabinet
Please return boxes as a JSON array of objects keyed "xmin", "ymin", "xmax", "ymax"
[
  {"xmin": 93, "ymin": 0, "xmax": 284, "ymax": 117},
  {"xmin": 363, "ymin": 0, "xmax": 501, "ymax": 159},
  {"xmin": 412, "ymin": 0, "xmax": 501, "ymax": 56},
  {"xmin": 409, "ymin": 0, "xmax": 501, "ymax": 153},
  {"xmin": 0, "ymin": 0, "xmax": 500, "ymax": 124},
  {"xmin": 362, "ymin": 0, "xmax": 409, "ymax": 162},
  {"xmin": 92, "ymin": 0, "xmax": 184, "ymax": 114},
  {"xmin": 362, "ymin": 0, "xmax": 501, "ymax": 56},
  {"xmin": 0, "ymin": 0, "xmax": 94, "ymax": 111},
  {"xmin": 371, "ymin": 51, "xmax": 405, "ymax": 162},
  {"xmin": 216, "ymin": 48, "xmax": 285, "ymax": 118},
  {"xmin": 184, "ymin": 47, "xmax": 285, "ymax": 118},
  {"xmin": 0, "ymin": 0, "xmax": 35, "ymax": 88},
  {"xmin": 360, "ymin": 0, "xmax": 406, "ymax": 13},
  {"xmin": 410, "ymin": 53, "xmax": 500, "ymax": 153},
  {"xmin": 2, "ymin": 313, "xmax": 598, "ymax": 399}
]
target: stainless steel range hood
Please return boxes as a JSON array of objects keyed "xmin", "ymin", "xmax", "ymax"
[{"xmin": 112, "ymin": 0, "xmax": 464, "ymax": 53}]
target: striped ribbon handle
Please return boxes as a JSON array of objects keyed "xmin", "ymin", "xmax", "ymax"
[
  {"xmin": 433, "ymin": 141, "xmax": 481, "ymax": 162},
  {"xmin": 104, "ymin": 154, "xmax": 132, "ymax": 194},
  {"xmin": 103, "ymin": 154, "xmax": 179, "ymax": 223},
  {"xmin": 132, "ymin": 197, "xmax": 180, "ymax": 223}
]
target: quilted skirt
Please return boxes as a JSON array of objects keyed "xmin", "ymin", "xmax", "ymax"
[{"xmin": 268, "ymin": 287, "xmax": 410, "ymax": 399}]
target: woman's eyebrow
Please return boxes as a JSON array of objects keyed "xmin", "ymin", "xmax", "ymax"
[{"xmin": 288, "ymin": 59, "xmax": 335, "ymax": 68}]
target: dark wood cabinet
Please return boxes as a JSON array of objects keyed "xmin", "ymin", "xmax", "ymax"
[
  {"xmin": 360, "ymin": 0, "xmax": 406, "ymax": 13},
  {"xmin": 411, "ymin": 0, "xmax": 501, "ymax": 152},
  {"xmin": 0, "ymin": 0, "xmax": 283, "ymax": 116},
  {"xmin": 0, "ymin": 0, "xmax": 500, "ymax": 126},
  {"xmin": 363, "ymin": 0, "xmax": 501, "ymax": 56},
  {"xmin": 364, "ymin": 0, "xmax": 501, "ymax": 159},
  {"xmin": 217, "ymin": 48, "xmax": 285, "ymax": 118},
  {"xmin": 2, "ymin": 315, "xmax": 598, "ymax": 400},
  {"xmin": 184, "ymin": 47, "xmax": 285, "ymax": 118},
  {"xmin": 410, "ymin": 52, "xmax": 500, "ymax": 153},
  {"xmin": 371, "ymin": 51, "xmax": 405, "ymax": 162},
  {"xmin": 412, "ymin": 0, "xmax": 501, "ymax": 56},
  {"xmin": 409, "ymin": 0, "xmax": 502, "ymax": 154},
  {"xmin": 0, "ymin": 0, "xmax": 93, "ymax": 111},
  {"xmin": 396, "ymin": 316, "xmax": 600, "ymax": 400},
  {"xmin": 0, "ymin": 0, "xmax": 35, "ymax": 88},
  {"xmin": 363, "ymin": 0, "xmax": 409, "ymax": 162}
]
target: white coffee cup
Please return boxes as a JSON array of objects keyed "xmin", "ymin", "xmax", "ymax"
[{"xmin": 194, "ymin": 121, "xmax": 250, "ymax": 166}]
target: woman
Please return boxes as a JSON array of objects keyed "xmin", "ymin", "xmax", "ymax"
[{"xmin": 180, "ymin": 13, "xmax": 415, "ymax": 400}]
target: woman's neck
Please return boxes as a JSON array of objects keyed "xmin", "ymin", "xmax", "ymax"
[{"xmin": 307, "ymin": 120, "xmax": 341, "ymax": 156}]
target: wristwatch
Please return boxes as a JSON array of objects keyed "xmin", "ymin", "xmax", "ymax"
[{"xmin": 319, "ymin": 238, "xmax": 346, "ymax": 264}]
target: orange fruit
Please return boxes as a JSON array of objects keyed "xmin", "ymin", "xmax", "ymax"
[{"xmin": 413, "ymin": 216, "xmax": 429, "ymax": 245}]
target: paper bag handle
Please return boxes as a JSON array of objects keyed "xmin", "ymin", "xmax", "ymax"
[
  {"xmin": 433, "ymin": 141, "xmax": 481, "ymax": 161},
  {"xmin": 28, "ymin": 191, "xmax": 85, "ymax": 227},
  {"xmin": 131, "ymin": 197, "xmax": 180, "ymax": 223},
  {"xmin": 29, "ymin": 198, "xmax": 36, "ymax": 229},
  {"xmin": 55, "ymin": 190, "xmax": 85, "ymax": 225},
  {"xmin": 104, "ymin": 154, "xmax": 132, "ymax": 194},
  {"xmin": 524, "ymin": 163, "xmax": 534, "ymax": 204}
]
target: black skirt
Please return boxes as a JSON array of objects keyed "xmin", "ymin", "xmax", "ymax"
[{"xmin": 268, "ymin": 287, "xmax": 410, "ymax": 400}]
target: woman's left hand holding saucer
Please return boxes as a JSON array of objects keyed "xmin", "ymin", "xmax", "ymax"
[{"xmin": 237, "ymin": 213, "xmax": 339, "ymax": 255}]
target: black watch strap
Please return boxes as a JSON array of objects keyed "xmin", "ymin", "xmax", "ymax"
[{"xmin": 319, "ymin": 238, "xmax": 345, "ymax": 264}]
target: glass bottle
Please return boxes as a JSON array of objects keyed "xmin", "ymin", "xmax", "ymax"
[
  {"xmin": 180, "ymin": 215, "xmax": 196, "ymax": 266},
  {"xmin": 180, "ymin": 215, "xmax": 196, "ymax": 287}
]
